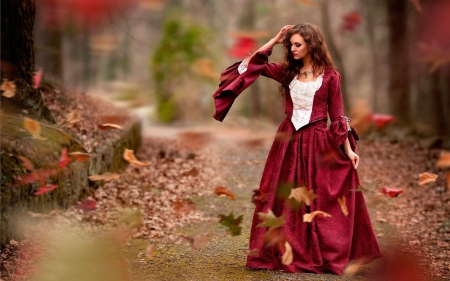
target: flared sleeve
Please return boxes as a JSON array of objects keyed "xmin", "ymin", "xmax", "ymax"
[
  {"xmin": 212, "ymin": 48, "xmax": 281, "ymax": 121},
  {"xmin": 328, "ymin": 70, "xmax": 359, "ymax": 151}
]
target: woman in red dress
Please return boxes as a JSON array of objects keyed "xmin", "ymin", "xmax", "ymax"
[{"xmin": 212, "ymin": 23, "xmax": 382, "ymax": 275}]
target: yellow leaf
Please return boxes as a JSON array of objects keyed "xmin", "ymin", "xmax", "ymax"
[
  {"xmin": 418, "ymin": 172, "xmax": 438, "ymax": 185},
  {"xmin": 338, "ymin": 196, "xmax": 348, "ymax": 216},
  {"xmin": 88, "ymin": 173, "xmax": 120, "ymax": 182},
  {"xmin": 288, "ymin": 186, "xmax": 317, "ymax": 206},
  {"xmin": 23, "ymin": 117, "xmax": 46, "ymax": 140},
  {"xmin": 281, "ymin": 242, "xmax": 293, "ymax": 266},
  {"xmin": 214, "ymin": 186, "xmax": 236, "ymax": 200},
  {"xmin": 303, "ymin": 211, "xmax": 332, "ymax": 223},
  {"xmin": 436, "ymin": 151, "xmax": 450, "ymax": 168},
  {"xmin": 69, "ymin": 152, "xmax": 91, "ymax": 162},
  {"xmin": 123, "ymin": 149, "xmax": 151, "ymax": 167},
  {"xmin": 98, "ymin": 123, "xmax": 123, "ymax": 130},
  {"xmin": 66, "ymin": 110, "xmax": 81, "ymax": 126},
  {"xmin": 1, "ymin": 79, "xmax": 16, "ymax": 98}
]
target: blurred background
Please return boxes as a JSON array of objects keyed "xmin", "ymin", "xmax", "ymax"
[{"xmin": 31, "ymin": 0, "xmax": 450, "ymax": 140}]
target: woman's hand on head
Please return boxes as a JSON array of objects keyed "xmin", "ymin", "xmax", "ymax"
[
  {"xmin": 346, "ymin": 150, "xmax": 359, "ymax": 169},
  {"xmin": 273, "ymin": 25, "xmax": 294, "ymax": 44}
]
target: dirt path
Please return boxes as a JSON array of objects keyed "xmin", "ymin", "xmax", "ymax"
[{"xmin": 125, "ymin": 124, "xmax": 400, "ymax": 281}]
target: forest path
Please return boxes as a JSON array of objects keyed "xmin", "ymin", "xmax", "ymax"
[{"xmin": 125, "ymin": 122, "xmax": 394, "ymax": 281}]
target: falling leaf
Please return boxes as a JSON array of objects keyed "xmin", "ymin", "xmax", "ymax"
[
  {"xmin": 288, "ymin": 186, "xmax": 317, "ymax": 206},
  {"xmin": 145, "ymin": 244, "xmax": 156, "ymax": 259},
  {"xmin": 367, "ymin": 114, "xmax": 395, "ymax": 129},
  {"xmin": 179, "ymin": 233, "xmax": 211, "ymax": 250},
  {"xmin": 349, "ymin": 100, "xmax": 372, "ymax": 134},
  {"xmin": 263, "ymin": 228, "xmax": 288, "ymax": 248},
  {"xmin": 418, "ymin": 172, "xmax": 438, "ymax": 185},
  {"xmin": 252, "ymin": 189, "xmax": 267, "ymax": 205},
  {"xmin": 409, "ymin": 0, "xmax": 423, "ymax": 12},
  {"xmin": 192, "ymin": 59, "xmax": 219, "ymax": 80},
  {"xmin": 274, "ymin": 131, "xmax": 293, "ymax": 143},
  {"xmin": 15, "ymin": 169, "xmax": 57, "ymax": 185},
  {"xmin": 17, "ymin": 155, "xmax": 34, "ymax": 171},
  {"xmin": 228, "ymin": 36, "xmax": 258, "ymax": 59},
  {"xmin": 436, "ymin": 151, "xmax": 450, "ymax": 168},
  {"xmin": 218, "ymin": 212, "xmax": 243, "ymax": 236},
  {"xmin": 117, "ymin": 207, "xmax": 144, "ymax": 230},
  {"xmin": 1, "ymin": 79, "xmax": 16, "ymax": 98},
  {"xmin": 172, "ymin": 200, "xmax": 196, "ymax": 215},
  {"xmin": 59, "ymin": 148, "xmax": 71, "ymax": 168},
  {"xmin": 69, "ymin": 152, "xmax": 91, "ymax": 162},
  {"xmin": 76, "ymin": 199, "xmax": 97, "ymax": 212},
  {"xmin": 298, "ymin": 0, "xmax": 315, "ymax": 6},
  {"xmin": 34, "ymin": 184, "xmax": 59, "ymax": 195},
  {"xmin": 89, "ymin": 35, "xmax": 118, "ymax": 54},
  {"xmin": 343, "ymin": 259, "xmax": 367, "ymax": 277},
  {"xmin": 257, "ymin": 209, "xmax": 285, "ymax": 234},
  {"xmin": 240, "ymin": 138, "xmax": 265, "ymax": 148},
  {"xmin": 181, "ymin": 167, "xmax": 199, "ymax": 177},
  {"xmin": 342, "ymin": 11, "xmax": 362, "ymax": 32},
  {"xmin": 338, "ymin": 196, "xmax": 348, "ymax": 216},
  {"xmin": 88, "ymin": 173, "xmax": 121, "ymax": 182},
  {"xmin": 303, "ymin": 211, "xmax": 332, "ymax": 223},
  {"xmin": 418, "ymin": 42, "xmax": 450, "ymax": 73},
  {"xmin": 33, "ymin": 68, "xmax": 43, "ymax": 89},
  {"xmin": 98, "ymin": 123, "xmax": 123, "ymax": 130},
  {"xmin": 350, "ymin": 184, "xmax": 377, "ymax": 192},
  {"xmin": 66, "ymin": 110, "xmax": 81, "ymax": 126},
  {"xmin": 123, "ymin": 149, "xmax": 151, "ymax": 166},
  {"xmin": 24, "ymin": 117, "xmax": 46, "ymax": 140},
  {"xmin": 177, "ymin": 131, "xmax": 212, "ymax": 150},
  {"xmin": 281, "ymin": 242, "xmax": 293, "ymax": 266},
  {"xmin": 140, "ymin": 0, "xmax": 167, "ymax": 10},
  {"xmin": 243, "ymin": 249, "xmax": 260, "ymax": 257},
  {"xmin": 214, "ymin": 186, "xmax": 236, "ymax": 200},
  {"xmin": 381, "ymin": 187, "xmax": 403, "ymax": 198}
]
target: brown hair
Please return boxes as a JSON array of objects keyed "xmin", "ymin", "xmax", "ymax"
[{"xmin": 279, "ymin": 23, "xmax": 335, "ymax": 95}]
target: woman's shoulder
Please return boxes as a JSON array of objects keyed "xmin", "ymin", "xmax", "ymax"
[{"xmin": 324, "ymin": 67, "xmax": 340, "ymax": 77}]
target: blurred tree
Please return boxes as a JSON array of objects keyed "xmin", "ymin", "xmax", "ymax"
[{"xmin": 1, "ymin": 0, "xmax": 54, "ymax": 122}]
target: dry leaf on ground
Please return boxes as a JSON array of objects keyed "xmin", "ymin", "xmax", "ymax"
[
  {"xmin": 123, "ymin": 149, "xmax": 151, "ymax": 166},
  {"xmin": 172, "ymin": 201, "xmax": 196, "ymax": 215},
  {"xmin": 98, "ymin": 123, "xmax": 123, "ymax": 130},
  {"xmin": 303, "ymin": 211, "xmax": 332, "ymax": 223},
  {"xmin": 24, "ymin": 117, "xmax": 46, "ymax": 140},
  {"xmin": 418, "ymin": 172, "xmax": 438, "ymax": 185},
  {"xmin": 214, "ymin": 186, "xmax": 235, "ymax": 200},
  {"xmin": 1, "ymin": 79, "xmax": 16, "ymax": 98},
  {"xmin": 66, "ymin": 110, "xmax": 81, "ymax": 126},
  {"xmin": 88, "ymin": 173, "xmax": 120, "ymax": 182}
]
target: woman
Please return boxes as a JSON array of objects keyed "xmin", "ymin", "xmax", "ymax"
[{"xmin": 212, "ymin": 23, "xmax": 382, "ymax": 275}]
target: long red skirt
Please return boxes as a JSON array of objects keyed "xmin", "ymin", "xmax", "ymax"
[{"xmin": 246, "ymin": 119, "xmax": 382, "ymax": 275}]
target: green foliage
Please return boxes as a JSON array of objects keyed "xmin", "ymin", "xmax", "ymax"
[
  {"xmin": 157, "ymin": 98, "xmax": 176, "ymax": 123},
  {"xmin": 218, "ymin": 212, "xmax": 243, "ymax": 236}
]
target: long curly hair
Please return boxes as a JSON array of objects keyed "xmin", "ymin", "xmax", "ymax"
[{"xmin": 279, "ymin": 23, "xmax": 335, "ymax": 95}]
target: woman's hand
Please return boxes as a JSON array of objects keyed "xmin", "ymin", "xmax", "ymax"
[
  {"xmin": 346, "ymin": 150, "xmax": 359, "ymax": 169},
  {"xmin": 273, "ymin": 25, "xmax": 294, "ymax": 44}
]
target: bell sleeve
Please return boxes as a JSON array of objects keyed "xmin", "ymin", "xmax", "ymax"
[
  {"xmin": 212, "ymin": 48, "xmax": 282, "ymax": 122},
  {"xmin": 328, "ymin": 71, "xmax": 359, "ymax": 151}
]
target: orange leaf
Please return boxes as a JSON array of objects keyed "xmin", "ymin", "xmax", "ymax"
[
  {"xmin": 303, "ymin": 211, "xmax": 332, "ymax": 223},
  {"xmin": 24, "ymin": 117, "xmax": 46, "ymax": 140},
  {"xmin": 289, "ymin": 186, "xmax": 317, "ymax": 206},
  {"xmin": 436, "ymin": 151, "xmax": 450, "ymax": 168},
  {"xmin": 17, "ymin": 155, "xmax": 34, "ymax": 171},
  {"xmin": 88, "ymin": 173, "xmax": 121, "ymax": 182},
  {"xmin": 298, "ymin": 0, "xmax": 315, "ymax": 6},
  {"xmin": 66, "ymin": 110, "xmax": 81, "ymax": 126},
  {"xmin": 214, "ymin": 186, "xmax": 236, "ymax": 200},
  {"xmin": 34, "ymin": 184, "xmax": 58, "ymax": 195},
  {"xmin": 242, "ymin": 249, "xmax": 260, "ymax": 257},
  {"xmin": 172, "ymin": 201, "xmax": 196, "ymax": 215},
  {"xmin": 145, "ymin": 244, "xmax": 156, "ymax": 259},
  {"xmin": 98, "ymin": 123, "xmax": 123, "ymax": 130},
  {"xmin": 1, "ymin": 79, "xmax": 16, "ymax": 98},
  {"xmin": 281, "ymin": 242, "xmax": 293, "ymax": 266},
  {"xmin": 181, "ymin": 167, "xmax": 199, "ymax": 177},
  {"xmin": 123, "ymin": 149, "xmax": 151, "ymax": 166},
  {"xmin": 69, "ymin": 152, "xmax": 91, "ymax": 162},
  {"xmin": 338, "ymin": 196, "xmax": 348, "ymax": 216},
  {"xmin": 418, "ymin": 172, "xmax": 438, "ymax": 185}
]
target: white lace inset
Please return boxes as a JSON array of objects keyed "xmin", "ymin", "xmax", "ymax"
[
  {"xmin": 238, "ymin": 61, "xmax": 248, "ymax": 74},
  {"xmin": 289, "ymin": 75, "xmax": 323, "ymax": 130}
]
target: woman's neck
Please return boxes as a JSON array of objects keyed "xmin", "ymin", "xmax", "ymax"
[{"xmin": 302, "ymin": 55, "xmax": 312, "ymax": 70}]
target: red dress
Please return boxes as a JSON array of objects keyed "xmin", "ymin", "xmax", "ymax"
[{"xmin": 213, "ymin": 49, "xmax": 382, "ymax": 275}]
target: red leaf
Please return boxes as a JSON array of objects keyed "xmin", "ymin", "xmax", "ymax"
[
  {"xmin": 252, "ymin": 189, "xmax": 268, "ymax": 205},
  {"xmin": 76, "ymin": 199, "xmax": 97, "ymax": 212},
  {"xmin": 367, "ymin": 114, "xmax": 395, "ymax": 128},
  {"xmin": 381, "ymin": 187, "xmax": 403, "ymax": 198},
  {"xmin": 33, "ymin": 68, "xmax": 43, "ymax": 89},
  {"xmin": 59, "ymin": 148, "xmax": 71, "ymax": 168},
  {"xmin": 228, "ymin": 36, "xmax": 257, "ymax": 59},
  {"xmin": 342, "ymin": 12, "xmax": 362, "ymax": 32},
  {"xmin": 34, "ymin": 184, "xmax": 58, "ymax": 195}
]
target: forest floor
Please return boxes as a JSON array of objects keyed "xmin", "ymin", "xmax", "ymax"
[{"xmin": 1, "ymin": 88, "xmax": 449, "ymax": 281}]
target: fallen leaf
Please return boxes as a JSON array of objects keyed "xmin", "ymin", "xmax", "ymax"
[
  {"xmin": 69, "ymin": 152, "xmax": 91, "ymax": 162},
  {"xmin": 218, "ymin": 212, "xmax": 243, "ymax": 236},
  {"xmin": 88, "ymin": 173, "xmax": 121, "ymax": 182},
  {"xmin": 214, "ymin": 186, "xmax": 235, "ymax": 200},
  {"xmin": 24, "ymin": 117, "xmax": 46, "ymax": 140},
  {"xmin": 98, "ymin": 123, "xmax": 123, "ymax": 130},
  {"xmin": 338, "ymin": 196, "xmax": 348, "ymax": 216},
  {"xmin": 409, "ymin": 0, "xmax": 423, "ymax": 13},
  {"xmin": 172, "ymin": 200, "xmax": 196, "ymax": 215},
  {"xmin": 34, "ymin": 184, "xmax": 59, "ymax": 195},
  {"xmin": 436, "ymin": 151, "xmax": 450, "ymax": 168},
  {"xmin": 257, "ymin": 209, "xmax": 285, "ymax": 234},
  {"xmin": 59, "ymin": 148, "xmax": 71, "ymax": 168},
  {"xmin": 298, "ymin": 0, "xmax": 315, "ymax": 6},
  {"xmin": 17, "ymin": 155, "xmax": 34, "ymax": 171},
  {"xmin": 281, "ymin": 242, "xmax": 293, "ymax": 266},
  {"xmin": 381, "ymin": 187, "xmax": 403, "ymax": 198},
  {"xmin": 418, "ymin": 172, "xmax": 438, "ymax": 185},
  {"xmin": 181, "ymin": 167, "xmax": 199, "ymax": 177},
  {"xmin": 145, "ymin": 244, "xmax": 156, "ymax": 259},
  {"xmin": 288, "ymin": 186, "xmax": 317, "ymax": 206},
  {"xmin": 117, "ymin": 207, "xmax": 144, "ymax": 230},
  {"xmin": 252, "ymin": 189, "xmax": 267, "ymax": 205},
  {"xmin": 33, "ymin": 68, "xmax": 43, "ymax": 89},
  {"xmin": 1, "ymin": 79, "xmax": 16, "ymax": 98},
  {"xmin": 303, "ymin": 211, "xmax": 332, "ymax": 223},
  {"xmin": 66, "ymin": 110, "xmax": 81, "ymax": 126},
  {"xmin": 123, "ymin": 149, "xmax": 151, "ymax": 166},
  {"xmin": 243, "ymin": 249, "xmax": 260, "ymax": 257},
  {"xmin": 76, "ymin": 199, "xmax": 97, "ymax": 212}
]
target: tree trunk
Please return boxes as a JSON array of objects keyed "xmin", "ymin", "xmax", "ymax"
[
  {"xmin": 1, "ymin": 0, "xmax": 53, "ymax": 122},
  {"xmin": 386, "ymin": 0, "xmax": 410, "ymax": 123}
]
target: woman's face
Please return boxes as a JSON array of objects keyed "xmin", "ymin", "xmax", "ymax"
[{"xmin": 290, "ymin": 34, "xmax": 309, "ymax": 60}]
